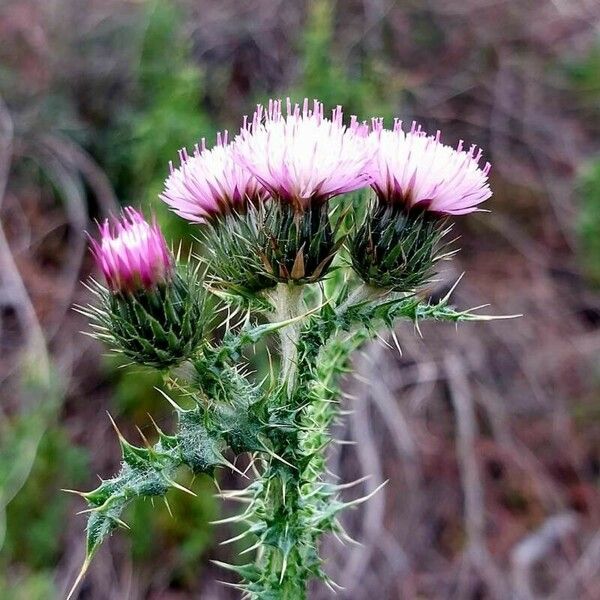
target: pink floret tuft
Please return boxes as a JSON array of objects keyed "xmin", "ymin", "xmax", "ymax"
[
  {"xmin": 90, "ymin": 207, "xmax": 173, "ymax": 293},
  {"xmin": 367, "ymin": 120, "xmax": 492, "ymax": 215},
  {"xmin": 160, "ymin": 131, "xmax": 266, "ymax": 223},
  {"xmin": 234, "ymin": 98, "xmax": 372, "ymax": 209}
]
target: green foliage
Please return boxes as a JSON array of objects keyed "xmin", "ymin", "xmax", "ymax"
[
  {"xmin": 130, "ymin": 2, "xmax": 212, "ymax": 197},
  {"xmin": 578, "ymin": 159, "xmax": 600, "ymax": 287},
  {"xmin": 5, "ymin": 429, "xmax": 88, "ymax": 569},
  {"xmin": 97, "ymin": 368, "xmax": 220, "ymax": 588},
  {"xmin": 0, "ymin": 357, "xmax": 63, "ymax": 559},
  {"xmin": 293, "ymin": 0, "xmax": 400, "ymax": 121},
  {"xmin": 0, "ymin": 571, "xmax": 57, "ymax": 600},
  {"xmin": 98, "ymin": 0, "xmax": 214, "ymax": 240},
  {"xmin": 566, "ymin": 43, "xmax": 600, "ymax": 99},
  {"xmin": 77, "ymin": 406, "xmax": 222, "ymax": 567}
]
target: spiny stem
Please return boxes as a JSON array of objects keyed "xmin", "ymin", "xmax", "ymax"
[{"xmin": 249, "ymin": 282, "xmax": 314, "ymax": 598}]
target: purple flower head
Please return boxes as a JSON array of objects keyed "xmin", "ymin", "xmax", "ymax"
[
  {"xmin": 234, "ymin": 98, "xmax": 372, "ymax": 210},
  {"xmin": 368, "ymin": 119, "xmax": 492, "ymax": 215},
  {"xmin": 90, "ymin": 207, "xmax": 173, "ymax": 293},
  {"xmin": 161, "ymin": 131, "xmax": 266, "ymax": 223}
]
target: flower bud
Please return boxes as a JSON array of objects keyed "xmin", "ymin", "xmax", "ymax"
[
  {"xmin": 88, "ymin": 208, "xmax": 206, "ymax": 368},
  {"xmin": 90, "ymin": 207, "xmax": 173, "ymax": 293}
]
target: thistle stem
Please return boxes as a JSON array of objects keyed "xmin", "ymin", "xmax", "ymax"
[
  {"xmin": 247, "ymin": 282, "xmax": 314, "ymax": 598},
  {"xmin": 272, "ymin": 282, "xmax": 304, "ymax": 396}
]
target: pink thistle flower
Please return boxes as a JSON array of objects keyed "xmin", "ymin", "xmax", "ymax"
[
  {"xmin": 234, "ymin": 98, "xmax": 372, "ymax": 209},
  {"xmin": 90, "ymin": 207, "xmax": 173, "ymax": 293},
  {"xmin": 161, "ymin": 131, "xmax": 266, "ymax": 223},
  {"xmin": 368, "ymin": 119, "xmax": 492, "ymax": 215}
]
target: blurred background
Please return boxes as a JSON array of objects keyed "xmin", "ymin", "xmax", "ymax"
[{"xmin": 1, "ymin": 0, "xmax": 600, "ymax": 598}]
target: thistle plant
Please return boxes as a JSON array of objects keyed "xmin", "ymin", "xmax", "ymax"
[{"xmin": 69, "ymin": 99, "xmax": 498, "ymax": 599}]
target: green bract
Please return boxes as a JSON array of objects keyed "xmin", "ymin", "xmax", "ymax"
[
  {"xmin": 203, "ymin": 200, "xmax": 342, "ymax": 293},
  {"xmin": 350, "ymin": 199, "xmax": 448, "ymax": 291},
  {"xmin": 82, "ymin": 265, "xmax": 206, "ymax": 368}
]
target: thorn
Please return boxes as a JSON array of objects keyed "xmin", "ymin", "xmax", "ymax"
[
  {"xmin": 335, "ymin": 475, "xmax": 371, "ymax": 490},
  {"xmin": 214, "ymin": 579, "xmax": 248, "ymax": 592},
  {"xmin": 345, "ymin": 480, "xmax": 389, "ymax": 509},
  {"xmin": 209, "ymin": 513, "xmax": 248, "ymax": 525},
  {"xmin": 391, "ymin": 330, "xmax": 403, "ymax": 356},
  {"xmin": 470, "ymin": 311, "xmax": 523, "ymax": 321},
  {"xmin": 376, "ymin": 333, "xmax": 393, "ymax": 350},
  {"xmin": 61, "ymin": 488, "xmax": 88, "ymax": 498},
  {"xmin": 266, "ymin": 345, "xmax": 275, "ymax": 385},
  {"xmin": 280, "ymin": 553, "xmax": 288, "ymax": 584},
  {"xmin": 215, "ymin": 487, "xmax": 251, "ymax": 498},
  {"xmin": 147, "ymin": 413, "xmax": 164, "ymax": 435},
  {"xmin": 239, "ymin": 540, "xmax": 263, "ymax": 555},
  {"xmin": 113, "ymin": 517, "xmax": 130, "ymax": 530},
  {"xmin": 335, "ymin": 522, "xmax": 363, "ymax": 547},
  {"xmin": 413, "ymin": 318, "xmax": 423, "ymax": 338},
  {"xmin": 66, "ymin": 556, "xmax": 92, "ymax": 600},
  {"xmin": 136, "ymin": 426, "xmax": 152, "ymax": 450},
  {"xmin": 154, "ymin": 387, "xmax": 183, "ymax": 412},
  {"xmin": 219, "ymin": 529, "xmax": 252, "ymax": 546},
  {"xmin": 165, "ymin": 477, "xmax": 197, "ymax": 497},
  {"xmin": 106, "ymin": 411, "xmax": 126, "ymax": 443},
  {"xmin": 465, "ymin": 303, "xmax": 491, "ymax": 312},
  {"xmin": 250, "ymin": 454, "xmax": 262, "ymax": 478},
  {"xmin": 163, "ymin": 496, "xmax": 173, "ymax": 517},
  {"xmin": 219, "ymin": 456, "xmax": 250, "ymax": 479},
  {"xmin": 240, "ymin": 458, "xmax": 255, "ymax": 478},
  {"xmin": 259, "ymin": 440, "xmax": 297, "ymax": 470},
  {"xmin": 441, "ymin": 272, "xmax": 465, "ymax": 305},
  {"xmin": 216, "ymin": 495, "xmax": 252, "ymax": 504},
  {"xmin": 76, "ymin": 507, "xmax": 97, "ymax": 516},
  {"xmin": 324, "ymin": 576, "xmax": 345, "ymax": 592}
]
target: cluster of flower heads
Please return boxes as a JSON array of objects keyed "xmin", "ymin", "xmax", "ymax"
[
  {"xmin": 91, "ymin": 98, "xmax": 493, "ymax": 295},
  {"xmin": 161, "ymin": 97, "xmax": 492, "ymax": 221}
]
